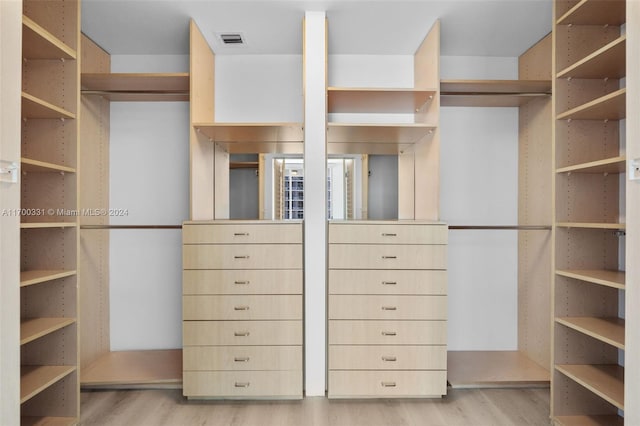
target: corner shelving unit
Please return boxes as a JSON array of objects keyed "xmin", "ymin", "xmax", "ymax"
[
  {"xmin": 552, "ymin": 0, "xmax": 627, "ymax": 424},
  {"xmin": 20, "ymin": 0, "xmax": 80, "ymax": 423}
]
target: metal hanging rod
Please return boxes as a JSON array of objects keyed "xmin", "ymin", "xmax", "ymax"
[
  {"xmin": 81, "ymin": 90, "xmax": 188, "ymax": 95},
  {"xmin": 448, "ymin": 225, "xmax": 552, "ymax": 230},
  {"xmin": 80, "ymin": 225, "xmax": 182, "ymax": 230}
]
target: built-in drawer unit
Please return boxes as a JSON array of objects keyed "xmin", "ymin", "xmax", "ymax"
[
  {"xmin": 328, "ymin": 221, "xmax": 448, "ymax": 398},
  {"xmin": 182, "ymin": 220, "xmax": 303, "ymax": 399}
]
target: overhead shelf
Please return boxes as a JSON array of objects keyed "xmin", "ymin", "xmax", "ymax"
[
  {"xmin": 22, "ymin": 15, "xmax": 76, "ymax": 60},
  {"xmin": 440, "ymin": 79, "xmax": 551, "ymax": 107},
  {"xmin": 20, "ymin": 365, "xmax": 76, "ymax": 403},
  {"xmin": 20, "ymin": 222, "xmax": 77, "ymax": 229},
  {"xmin": 555, "ymin": 269, "xmax": 625, "ymax": 290},
  {"xmin": 22, "ymin": 92, "xmax": 75, "ymax": 120},
  {"xmin": 21, "ymin": 158, "xmax": 76, "ymax": 174},
  {"xmin": 193, "ymin": 123, "xmax": 304, "ymax": 154},
  {"xmin": 20, "ymin": 270, "xmax": 77, "ymax": 288},
  {"xmin": 555, "ymin": 222, "xmax": 625, "ymax": 230},
  {"xmin": 327, "ymin": 87, "xmax": 436, "ymax": 114},
  {"xmin": 556, "ymin": 0, "xmax": 626, "ymax": 25},
  {"xmin": 327, "ymin": 122, "xmax": 435, "ymax": 144},
  {"xmin": 81, "ymin": 73, "xmax": 190, "ymax": 101},
  {"xmin": 21, "ymin": 417, "xmax": 78, "ymax": 426},
  {"xmin": 557, "ymin": 36, "xmax": 626, "ymax": 79},
  {"xmin": 553, "ymin": 415, "xmax": 624, "ymax": 426},
  {"xmin": 20, "ymin": 318, "xmax": 76, "ymax": 345},
  {"xmin": 556, "ymin": 156, "xmax": 625, "ymax": 174},
  {"xmin": 556, "ymin": 89, "xmax": 626, "ymax": 121},
  {"xmin": 230, "ymin": 161, "xmax": 259, "ymax": 169},
  {"xmin": 555, "ymin": 364, "xmax": 624, "ymax": 410},
  {"xmin": 555, "ymin": 317, "xmax": 625, "ymax": 349}
]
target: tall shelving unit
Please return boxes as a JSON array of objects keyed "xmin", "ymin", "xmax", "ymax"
[
  {"xmin": 19, "ymin": 0, "xmax": 80, "ymax": 423},
  {"xmin": 552, "ymin": 0, "xmax": 626, "ymax": 424}
]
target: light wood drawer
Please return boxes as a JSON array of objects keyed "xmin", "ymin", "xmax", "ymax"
[
  {"xmin": 328, "ymin": 370, "xmax": 447, "ymax": 398},
  {"xmin": 329, "ymin": 270, "xmax": 446, "ymax": 295},
  {"xmin": 329, "ymin": 345, "xmax": 446, "ymax": 370},
  {"xmin": 329, "ymin": 320, "xmax": 447, "ymax": 345},
  {"xmin": 184, "ymin": 370, "xmax": 302, "ymax": 399},
  {"xmin": 329, "ymin": 295, "xmax": 447, "ymax": 320},
  {"xmin": 184, "ymin": 295, "xmax": 302, "ymax": 320},
  {"xmin": 184, "ymin": 321, "xmax": 302, "ymax": 346},
  {"xmin": 183, "ymin": 223, "xmax": 302, "ymax": 244},
  {"xmin": 183, "ymin": 270, "xmax": 302, "ymax": 295},
  {"xmin": 328, "ymin": 244, "xmax": 446, "ymax": 270},
  {"xmin": 183, "ymin": 244, "xmax": 302, "ymax": 270},
  {"xmin": 184, "ymin": 346, "xmax": 302, "ymax": 371},
  {"xmin": 329, "ymin": 223, "xmax": 447, "ymax": 245}
]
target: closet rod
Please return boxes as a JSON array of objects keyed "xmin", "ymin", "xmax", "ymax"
[
  {"xmin": 80, "ymin": 225, "xmax": 182, "ymax": 230},
  {"xmin": 440, "ymin": 92, "xmax": 550, "ymax": 97},
  {"xmin": 81, "ymin": 90, "xmax": 188, "ymax": 95},
  {"xmin": 448, "ymin": 225, "xmax": 551, "ymax": 230}
]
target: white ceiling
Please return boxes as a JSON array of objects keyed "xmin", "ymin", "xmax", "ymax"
[{"xmin": 82, "ymin": 0, "xmax": 552, "ymax": 57}]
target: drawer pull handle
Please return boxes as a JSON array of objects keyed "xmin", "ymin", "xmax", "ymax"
[
  {"xmin": 234, "ymin": 357, "xmax": 250, "ymax": 362},
  {"xmin": 381, "ymin": 331, "xmax": 397, "ymax": 336},
  {"xmin": 234, "ymin": 331, "xmax": 250, "ymax": 337},
  {"xmin": 234, "ymin": 255, "xmax": 250, "ymax": 259},
  {"xmin": 382, "ymin": 256, "xmax": 397, "ymax": 259},
  {"xmin": 235, "ymin": 382, "xmax": 250, "ymax": 388},
  {"xmin": 381, "ymin": 233, "xmax": 397, "ymax": 237},
  {"xmin": 234, "ymin": 306, "xmax": 250, "ymax": 311},
  {"xmin": 234, "ymin": 280, "xmax": 250, "ymax": 285},
  {"xmin": 381, "ymin": 382, "xmax": 397, "ymax": 387},
  {"xmin": 234, "ymin": 232, "xmax": 250, "ymax": 236},
  {"xmin": 382, "ymin": 356, "xmax": 397, "ymax": 362},
  {"xmin": 382, "ymin": 306, "xmax": 397, "ymax": 311},
  {"xmin": 382, "ymin": 281, "xmax": 397, "ymax": 285}
]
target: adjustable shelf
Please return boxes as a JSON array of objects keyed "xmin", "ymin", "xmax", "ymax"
[
  {"xmin": 557, "ymin": 37, "xmax": 626, "ymax": 79},
  {"xmin": 81, "ymin": 73, "xmax": 189, "ymax": 101},
  {"xmin": 193, "ymin": 122, "xmax": 304, "ymax": 154},
  {"xmin": 555, "ymin": 317, "xmax": 625, "ymax": 349},
  {"xmin": 440, "ymin": 79, "xmax": 551, "ymax": 107},
  {"xmin": 20, "ymin": 365, "xmax": 76, "ymax": 403},
  {"xmin": 21, "ymin": 158, "xmax": 76, "ymax": 174},
  {"xmin": 22, "ymin": 417, "xmax": 77, "ymax": 426},
  {"xmin": 327, "ymin": 87, "xmax": 436, "ymax": 113},
  {"xmin": 20, "ymin": 270, "xmax": 77, "ymax": 288},
  {"xmin": 556, "ymin": 89, "xmax": 626, "ymax": 121},
  {"xmin": 22, "ymin": 92, "xmax": 76, "ymax": 120},
  {"xmin": 555, "ymin": 269, "xmax": 625, "ymax": 290},
  {"xmin": 555, "ymin": 222, "xmax": 625, "ymax": 230},
  {"xmin": 327, "ymin": 122, "xmax": 435, "ymax": 144},
  {"xmin": 555, "ymin": 156, "xmax": 626, "ymax": 174},
  {"xmin": 230, "ymin": 161, "xmax": 259, "ymax": 169},
  {"xmin": 553, "ymin": 415, "xmax": 624, "ymax": 426},
  {"xmin": 22, "ymin": 16, "xmax": 76, "ymax": 60},
  {"xmin": 555, "ymin": 364, "xmax": 624, "ymax": 410},
  {"xmin": 20, "ymin": 223, "xmax": 77, "ymax": 229},
  {"xmin": 21, "ymin": 318, "xmax": 76, "ymax": 345},
  {"xmin": 556, "ymin": 0, "xmax": 626, "ymax": 25}
]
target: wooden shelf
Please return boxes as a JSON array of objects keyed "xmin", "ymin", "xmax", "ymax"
[
  {"xmin": 20, "ymin": 270, "xmax": 76, "ymax": 287},
  {"xmin": 327, "ymin": 122, "xmax": 435, "ymax": 144},
  {"xmin": 20, "ymin": 365, "xmax": 76, "ymax": 403},
  {"xmin": 22, "ymin": 92, "xmax": 75, "ymax": 120},
  {"xmin": 21, "ymin": 158, "xmax": 76, "ymax": 174},
  {"xmin": 447, "ymin": 351, "xmax": 550, "ymax": 388},
  {"xmin": 81, "ymin": 73, "xmax": 189, "ymax": 102},
  {"xmin": 556, "ymin": 222, "xmax": 625, "ymax": 230},
  {"xmin": 230, "ymin": 161, "xmax": 259, "ymax": 169},
  {"xmin": 21, "ymin": 318, "xmax": 75, "ymax": 345},
  {"xmin": 555, "ymin": 317, "xmax": 625, "ymax": 349},
  {"xmin": 327, "ymin": 87, "xmax": 436, "ymax": 114},
  {"xmin": 556, "ymin": 269, "xmax": 625, "ymax": 290},
  {"xmin": 440, "ymin": 79, "xmax": 551, "ymax": 107},
  {"xmin": 555, "ymin": 364, "xmax": 624, "ymax": 410},
  {"xmin": 557, "ymin": 89, "xmax": 626, "ymax": 121},
  {"xmin": 556, "ymin": 156, "xmax": 625, "ymax": 174},
  {"xmin": 22, "ymin": 16, "xmax": 76, "ymax": 60},
  {"xmin": 21, "ymin": 417, "xmax": 77, "ymax": 426},
  {"xmin": 554, "ymin": 415, "xmax": 624, "ymax": 426},
  {"xmin": 193, "ymin": 123, "xmax": 304, "ymax": 154},
  {"xmin": 556, "ymin": 0, "xmax": 626, "ymax": 25},
  {"xmin": 81, "ymin": 350, "xmax": 182, "ymax": 388},
  {"xmin": 20, "ymin": 222, "xmax": 76, "ymax": 229},
  {"xmin": 557, "ymin": 36, "xmax": 626, "ymax": 79}
]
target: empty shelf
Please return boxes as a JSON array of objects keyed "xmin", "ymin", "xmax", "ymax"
[
  {"xmin": 22, "ymin": 92, "xmax": 75, "ymax": 120},
  {"xmin": 555, "ymin": 317, "xmax": 625, "ymax": 349},
  {"xmin": 21, "ymin": 417, "xmax": 77, "ymax": 426},
  {"xmin": 20, "ymin": 270, "xmax": 77, "ymax": 287},
  {"xmin": 556, "ymin": 222, "xmax": 625, "ymax": 230},
  {"xmin": 81, "ymin": 73, "xmax": 189, "ymax": 101},
  {"xmin": 21, "ymin": 158, "xmax": 76, "ymax": 174},
  {"xmin": 557, "ymin": 0, "xmax": 626, "ymax": 25},
  {"xmin": 440, "ymin": 79, "xmax": 551, "ymax": 107},
  {"xmin": 557, "ymin": 36, "xmax": 626, "ymax": 79},
  {"xmin": 22, "ymin": 16, "xmax": 76, "ymax": 60},
  {"xmin": 557, "ymin": 89, "xmax": 626, "ymax": 121},
  {"xmin": 20, "ymin": 222, "xmax": 76, "ymax": 229},
  {"xmin": 21, "ymin": 365, "xmax": 76, "ymax": 403},
  {"xmin": 327, "ymin": 122, "xmax": 436, "ymax": 144},
  {"xmin": 556, "ymin": 156, "xmax": 625, "ymax": 174},
  {"xmin": 328, "ymin": 87, "xmax": 436, "ymax": 114},
  {"xmin": 21, "ymin": 318, "xmax": 75, "ymax": 345},
  {"xmin": 556, "ymin": 269, "xmax": 625, "ymax": 290},
  {"xmin": 553, "ymin": 415, "xmax": 624, "ymax": 426},
  {"xmin": 555, "ymin": 364, "xmax": 624, "ymax": 410}
]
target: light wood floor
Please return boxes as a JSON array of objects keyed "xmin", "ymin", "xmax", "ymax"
[{"xmin": 80, "ymin": 388, "xmax": 551, "ymax": 425}]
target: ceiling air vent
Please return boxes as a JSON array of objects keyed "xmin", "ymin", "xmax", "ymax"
[{"xmin": 218, "ymin": 33, "xmax": 246, "ymax": 45}]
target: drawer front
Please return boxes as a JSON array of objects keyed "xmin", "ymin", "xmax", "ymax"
[
  {"xmin": 184, "ymin": 321, "xmax": 302, "ymax": 346},
  {"xmin": 329, "ymin": 270, "xmax": 446, "ymax": 295},
  {"xmin": 184, "ymin": 370, "xmax": 302, "ymax": 398},
  {"xmin": 328, "ymin": 244, "xmax": 446, "ymax": 270},
  {"xmin": 329, "ymin": 223, "xmax": 447, "ymax": 245},
  {"xmin": 183, "ymin": 223, "xmax": 302, "ymax": 244},
  {"xmin": 184, "ymin": 346, "xmax": 302, "ymax": 371},
  {"xmin": 184, "ymin": 295, "xmax": 302, "ymax": 320},
  {"xmin": 183, "ymin": 244, "xmax": 302, "ymax": 270},
  {"xmin": 328, "ymin": 370, "xmax": 447, "ymax": 398},
  {"xmin": 329, "ymin": 321, "xmax": 447, "ymax": 345},
  {"xmin": 329, "ymin": 345, "xmax": 446, "ymax": 370},
  {"xmin": 329, "ymin": 295, "xmax": 447, "ymax": 320},
  {"xmin": 183, "ymin": 270, "xmax": 302, "ymax": 295}
]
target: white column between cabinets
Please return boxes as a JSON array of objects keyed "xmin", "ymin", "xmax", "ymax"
[{"xmin": 303, "ymin": 11, "xmax": 327, "ymax": 396}]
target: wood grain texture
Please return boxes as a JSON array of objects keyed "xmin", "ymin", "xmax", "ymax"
[
  {"xmin": 328, "ymin": 270, "xmax": 447, "ymax": 295},
  {"xmin": 328, "ymin": 244, "xmax": 446, "ymax": 270},
  {"xmin": 328, "ymin": 295, "xmax": 446, "ymax": 320},
  {"xmin": 329, "ymin": 345, "xmax": 446, "ymax": 370},
  {"xmin": 183, "ymin": 269, "xmax": 302, "ymax": 295},
  {"xmin": 183, "ymin": 222, "xmax": 302, "ymax": 244},
  {"xmin": 183, "ymin": 370, "xmax": 302, "ymax": 399},
  {"xmin": 183, "ymin": 321, "xmax": 302, "ymax": 346},
  {"xmin": 183, "ymin": 295, "xmax": 303, "ymax": 321},
  {"xmin": 328, "ymin": 222, "xmax": 447, "ymax": 244},
  {"xmin": 183, "ymin": 346, "xmax": 302, "ymax": 371},
  {"xmin": 328, "ymin": 320, "xmax": 447, "ymax": 345},
  {"xmin": 183, "ymin": 244, "xmax": 302, "ymax": 269},
  {"xmin": 81, "ymin": 350, "xmax": 182, "ymax": 387},
  {"xmin": 328, "ymin": 370, "xmax": 447, "ymax": 398}
]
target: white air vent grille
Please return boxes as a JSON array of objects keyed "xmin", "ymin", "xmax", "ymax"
[{"xmin": 218, "ymin": 33, "xmax": 246, "ymax": 45}]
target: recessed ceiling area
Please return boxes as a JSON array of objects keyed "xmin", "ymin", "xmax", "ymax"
[{"xmin": 82, "ymin": 0, "xmax": 552, "ymax": 57}]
